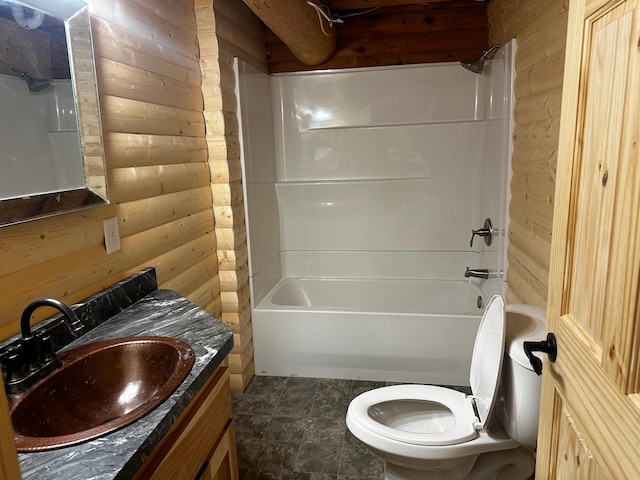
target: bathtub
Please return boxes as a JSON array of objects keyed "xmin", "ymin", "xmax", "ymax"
[{"xmin": 252, "ymin": 277, "xmax": 489, "ymax": 386}]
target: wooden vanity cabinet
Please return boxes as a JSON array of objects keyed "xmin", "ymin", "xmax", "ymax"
[{"xmin": 135, "ymin": 364, "xmax": 239, "ymax": 480}]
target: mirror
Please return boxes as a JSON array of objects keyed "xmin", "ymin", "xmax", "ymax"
[{"xmin": 0, "ymin": 0, "xmax": 107, "ymax": 226}]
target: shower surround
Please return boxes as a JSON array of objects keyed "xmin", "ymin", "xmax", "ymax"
[
  {"xmin": 0, "ymin": 75, "xmax": 81, "ymax": 200},
  {"xmin": 237, "ymin": 41, "xmax": 516, "ymax": 385}
]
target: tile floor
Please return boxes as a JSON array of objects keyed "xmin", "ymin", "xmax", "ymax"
[{"xmin": 231, "ymin": 376, "xmax": 471, "ymax": 480}]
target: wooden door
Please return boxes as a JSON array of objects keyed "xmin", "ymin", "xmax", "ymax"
[{"xmin": 536, "ymin": 0, "xmax": 640, "ymax": 477}]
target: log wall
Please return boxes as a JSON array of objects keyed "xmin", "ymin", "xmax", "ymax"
[
  {"xmin": 488, "ymin": 0, "xmax": 569, "ymax": 309},
  {"xmin": 0, "ymin": 0, "xmax": 230, "ymax": 468},
  {"xmin": 0, "ymin": 0, "xmax": 266, "ymax": 402},
  {"xmin": 196, "ymin": 0, "xmax": 267, "ymax": 392},
  {"xmin": 0, "ymin": 0, "xmax": 219, "ymax": 355}
]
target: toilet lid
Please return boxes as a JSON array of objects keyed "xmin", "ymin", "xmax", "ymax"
[{"xmin": 469, "ymin": 295, "xmax": 506, "ymax": 431}]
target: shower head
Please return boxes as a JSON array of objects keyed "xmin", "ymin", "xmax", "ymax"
[
  {"xmin": 11, "ymin": 67, "xmax": 50, "ymax": 93},
  {"xmin": 460, "ymin": 44, "xmax": 500, "ymax": 74}
]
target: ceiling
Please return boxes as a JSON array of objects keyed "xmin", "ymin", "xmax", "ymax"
[{"xmin": 264, "ymin": 0, "xmax": 489, "ymax": 73}]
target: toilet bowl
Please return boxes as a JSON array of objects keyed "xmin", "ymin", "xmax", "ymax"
[{"xmin": 346, "ymin": 295, "xmax": 544, "ymax": 480}]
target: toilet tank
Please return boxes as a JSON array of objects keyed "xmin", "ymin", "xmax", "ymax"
[{"xmin": 496, "ymin": 304, "xmax": 546, "ymax": 450}]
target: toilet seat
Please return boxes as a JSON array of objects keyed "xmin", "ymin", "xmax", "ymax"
[
  {"xmin": 348, "ymin": 384, "xmax": 479, "ymax": 445},
  {"xmin": 347, "ymin": 295, "xmax": 506, "ymax": 448}
]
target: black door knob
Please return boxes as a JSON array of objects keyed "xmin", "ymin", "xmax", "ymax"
[{"xmin": 523, "ymin": 332, "xmax": 557, "ymax": 375}]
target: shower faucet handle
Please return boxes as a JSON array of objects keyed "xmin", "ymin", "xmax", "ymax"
[{"xmin": 470, "ymin": 218, "xmax": 493, "ymax": 247}]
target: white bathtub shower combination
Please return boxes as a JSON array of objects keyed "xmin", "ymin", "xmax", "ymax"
[
  {"xmin": 255, "ymin": 278, "xmax": 494, "ymax": 385},
  {"xmin": 268, "ymin": 278, "xmax": 483, "ymax": 314},
  {"xmin": 237, "ymin": 41, "xmax": 516, "ymax": 386},
  {"xmin": 249, "ymin": 250, "xmax": 506, "ymax": 385}
]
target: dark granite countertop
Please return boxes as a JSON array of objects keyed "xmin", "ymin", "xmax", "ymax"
[{"xmin": 4, "ymin": 269, "xmax": 234, "ymax": 480}]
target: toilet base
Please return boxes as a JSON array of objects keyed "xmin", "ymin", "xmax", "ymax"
[{"xmin": 382, "ymin": 446, "xmax": 535, "ymax": 480}]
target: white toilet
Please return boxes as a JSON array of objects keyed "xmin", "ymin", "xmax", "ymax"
[{"xmin": 346, "ymin": 295, "xmax": 545, "ymax": 480}]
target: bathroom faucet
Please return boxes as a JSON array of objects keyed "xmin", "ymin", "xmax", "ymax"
[
  {"xmin": 20, "ymin": 298, "xmax": 84, "ymax": 339},
  {"xmin": 1, "ymin": 298, "xmax": 84, "ymax": 394},
  {"xmin": 464, "ymin": 268, "xmax": 490, "ymax": 280}
]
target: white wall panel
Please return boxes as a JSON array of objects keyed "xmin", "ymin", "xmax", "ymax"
[
  {"xmin": 280, "ymin": 251, "xmax": 481, "ymax": 280},
  {"xmin": 273, "ymin": 62, "xmax": 492, "ymax": 254},
  {"xmin": 237, "ymin": 61, "xmax": 280, "ymax": 299},
  {"xmin": 239, "ymin": 46, "xmax": 515, "ymax": 305},
  {"xmin": 478, "ymin": 41, "xmax": 516, "ymax": 278},
  {"xmin": 274, "ymin": 63, "xmax": 485, "ymax": 131},
  {"xmin": 278, "ymin": 122, "xmax": 485, "ymax": 182},
  {"xmin": 277, "ymin": 176, "xmax": 480, "ymax": 252},
  {"xmin": 0, "ymin": 76, "xmax": 83, "ymax": 199}
]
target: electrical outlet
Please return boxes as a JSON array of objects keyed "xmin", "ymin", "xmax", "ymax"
[{"xmin": 103, "ymin": 216, "xmax": 121, "ymax": 254}]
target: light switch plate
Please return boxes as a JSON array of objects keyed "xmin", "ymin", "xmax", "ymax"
[{"xmin": 103, "ymin": 216, "xmax": 121, "ymax": 254}]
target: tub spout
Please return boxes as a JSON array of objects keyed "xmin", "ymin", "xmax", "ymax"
[{"xmin": 464, "ymin": 268, "xmax": 490, "ymax": 280}]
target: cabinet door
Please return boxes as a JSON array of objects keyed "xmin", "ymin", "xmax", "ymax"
[
  {"xmin": 196, "ymin": 424, "xmax": 239, "ymax": 480},
  {"xmin": 136, "ymin": 366, "xmax": 238, "ymax": 480}
]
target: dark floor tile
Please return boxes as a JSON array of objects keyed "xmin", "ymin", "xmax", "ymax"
[
  {"xmin": 338, "ymin": 477, "xmax": 383, "ymax": 480},
  {"xmin": 245, "ymin": 469, "xmax": 292, "ymax": 480},
  {"xmin": 274, "ymin": 394, "xmax": 315, "ymax": 417},
  {"xmin": 234, "ymin": 376, "xmax": 388, "ymax": 480},
  {"xmin": 311, "ymin": 397, "xmax": 350, "ymax": 421},
  {"xmin": 234, "ymin": 394, "xmax": 281, "ymax": 416},
  {"xmin": 350, "ymin": 381, "xmax": 386, "ymax": 399},
  {"xmin": 316, "ymin": 379, "xmax": 353, "ymax": 399},
  {"xmin": 285, "ymin": 377, "xmax": 320, "ymax": 396},
  {"xmin": 246, "ymin": 376, "xmax": 289, "ymax": 396},
  {"xmin": 295, "ymin": 444, "xmax": 343, "ymax": 474},
  {"xmin": 235, "ymin": 414, "xmax": 272, "ymax": 442},
  {"xmin": 254, "ymin": 441, "xmax": 300, "ymax": 471},
  {"xmin": 291, "ymin": 473, "xmax": 337, "ymax": 480},
  {"xmin": 264, "ymin": 416, "xmax": 308, "ymax": 443},
  {"xmin": 338, "ymin": 445, "xmax": 384, "ymax": 478},
  {"xmin": 343, "ymin": 428, "xmax": 361, "ymax": 446},
  {"xmin": 239, "ymin": 462, "xmax": 250, "ymax": 480},
  {"xmin": 304, "ymin": 417, "xmax": 346, "ymax": 445},
  {"xmin": 237, "ymin": 437, "xmax": 261, "ymax": 471}
]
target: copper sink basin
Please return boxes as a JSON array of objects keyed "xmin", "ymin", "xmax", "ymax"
[{"xmin": 9, "ymin": 336, "xmax": 195, "ymax": 452}]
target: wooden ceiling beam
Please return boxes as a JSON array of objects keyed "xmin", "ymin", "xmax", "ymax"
[
  {"xmin": 323, "ymin": 0, "xmax": 486, "ymax": 12},
  {"xmin": 241, "ymin": 0, "xmax": 337, "ymax": 65},
  {"xmin": 254, "ymin": 0, "xmax": 489, "ymax": 73},
  {"xmin": 265, "ymin": 2, "xmax": 488, "ymax": 73}
]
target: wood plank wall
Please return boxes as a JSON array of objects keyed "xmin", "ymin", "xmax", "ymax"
[
  {"xmin": 0, "ymin": 0, "xmax": 219, "ymax": 354},
  {"xmin": 488, "ymin": 0, "xmax": 569, "ymax": 309},
  {"xmin": 195, "ymin": 0, "xmax": 268, "ymax": 392},
  {"xmin": 0, "ymin": 0, "xmax": 227, "ymax": 468}
]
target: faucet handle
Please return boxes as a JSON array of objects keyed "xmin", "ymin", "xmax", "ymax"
[
  {"xmin": 1, "ymin": 346, "xmax": 25, "ymax": 384},
  {"xmin": 470, "ymin": 218, "xmax": 493, "ymax": 247},
  {"xmin": 21, "ymin": 336, "xmax": 43, "ymax": 373},
  {"xmin": 37, "ymin": 331, "xmax": 61, "ymax": 366}
]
